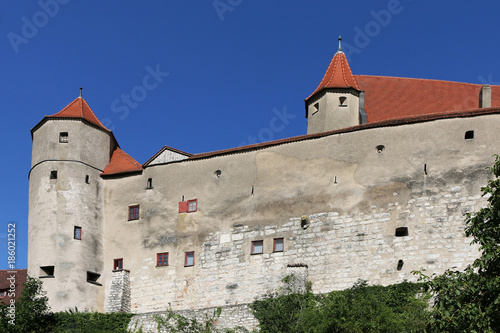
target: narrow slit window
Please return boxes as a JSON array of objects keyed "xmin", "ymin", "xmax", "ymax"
[
  {"xmin": 50, "ymin": 171, "xmax": 58, "ymax": 179},
  {"xmin": 85, "ymin": 175, "xmax": 90, "ymax": 184},
  {"xmin": 74, "ymin": 226, "xmax": 82, "ymax": 240},
  {"xmin": 465, "ymin": 130, "xmax": 474, "ymax": 140},
  {"xmin": 397, "ymin": 259, "xmax": 404, "ymax": 271},
  {"xmin": 395, "ymin": 227, "xmax": 409, "ymax": 237},
  {"xmin": 59, "ymin": 132, "xmax": 68, "ymax": 143},
  {"xmin": 157, "ymin": 252, "xmax": 168, "ymax": 266},
  {"xmin": 113, "ymin": 258, "xmax": 123, "ymax": 271},
  {"xmin": 128, "ymin": 205, "xmax": 140, "ymax": 220},
  {"xmin": 185, "ymin": 252, "xmax": 194, "ymax": 267},
  {"xmin": 40, "ymin": 266, "xmax": 55, "ymax": 278},
  {"xmin": 146, "ymin": 178, "xmax": 153, "ymax": 189},
  {"xmin": 273, "ymin": 238, "xmax": 284, "ymax": 252},
  {"xmin": 339, "ymin": 96, "xmax": 347, "ymax": 107},
  {"xmin": 87, "ymin": 271, "xmax": 102, "ymax": 285},
  {"xmin": 251, "ymin": 240, "xmax": 263, "ymax": 254},
  {"xmin": 312, "ymin": 102, "xmax": 319, "ymax": 116}
]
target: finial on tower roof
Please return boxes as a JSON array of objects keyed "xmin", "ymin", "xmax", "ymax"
[
  {"xmin": 338, "ymin": 35, "xmax": 342, "ymax": 52},
  {"xmin": 79, "ymin": 87, "xmax": 83, "ymax": 98}
]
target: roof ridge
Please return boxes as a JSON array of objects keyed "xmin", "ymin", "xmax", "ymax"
[{"xmin": 354, "ymin": 74, "xmax": 498, "ymax": 87}]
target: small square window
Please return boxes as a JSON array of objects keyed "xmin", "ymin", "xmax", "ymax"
[
  {"xmin": 188, "ymin": 199, "xmax": 197, "ymax": 212},
  {"xmin": 40, "ymin": 266, "xmax": 55, "ymax": 278},
  {"xmin": 273, "ymin": 238, "xmax": 284, "ymax": 252},
  {"xmin": 185, "ymin": 252, "xmax": 195, "ymax": 267},
  {"xmin": 395, "ymin": 227, "xmax": 409, "ymax": 237},
  {"xmin": 113, "ymin": 258, "xmax": 123, "ymax": 271},
  {"xmin": 50, "ymin": 171, "xmax": 58, "ymax": 180},
  {"xmin": 465, "ymin": 130, "xmax": 474, "ymax": 140},
  {"xmin": 157, "ymin": 252, "xmax": 169, "ymax": 266},
  {"xmin": 87, "ymin": 271, "xmax": 102, "ymax": 285},
  {"xmin": 128, "ymin": 205, "xmax": 140, "ymax": 221},
  {"xmin": 251, "ymin": 240, "xmax": 263, "ymax": 255},
  {"xmin": 59, "ymin": 132, "xmax": 68, "ymax": 143},
  {"xmin": 74, "ymin": 226, "xmax": 82, "ymax": 240}
]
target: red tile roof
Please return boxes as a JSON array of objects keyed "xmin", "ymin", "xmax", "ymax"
[
  {"xmin": 355, "ymin": 75, "xmax": 500, "ymax": 123},
  {"xmin": 101, "ymin": 147, "xmax": 143, "ymax": 176},
  {"xmin": 0, "ymin": 269, "xmax": 27, "ymax": 304},
  {"xmin": 307, "ymin": 50, "xmax": 359, "ymax": 100},
  {"xmin": 48, "ymin": 97, "xmax": 109, "ymax": 131}
]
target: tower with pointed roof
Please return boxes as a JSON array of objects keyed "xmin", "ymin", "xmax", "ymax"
[
  {"xmin": 28, "ymin": 96, "xmax": 119, "ymax": 312},
  {"xmin": 305, "ymin": 37, "xmax": 363, "ymax": 134}
]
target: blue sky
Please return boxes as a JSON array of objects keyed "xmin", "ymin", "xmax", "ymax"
[{"xmin": 1, "ymin": 1, "xmax": 499, "ymax": 270}]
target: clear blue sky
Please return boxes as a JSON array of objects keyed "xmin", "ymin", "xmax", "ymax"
[{"xmin": 1, "ymin": 1, "xmax": 499, "ymax": 270}]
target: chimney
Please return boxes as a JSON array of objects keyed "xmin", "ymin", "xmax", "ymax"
[{"xmin": 480, "ymin": 85, "xmax": 491, "ymax": 108}]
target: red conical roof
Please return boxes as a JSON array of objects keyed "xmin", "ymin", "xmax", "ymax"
[
  {"xmin": 48, "ymin": 97, "xmax": 109, "ymax": 131},
  {"xmin": 101, "ymin": 147, "xmax": 143, "ymax": 176},
  {"xmin": 307, "ymin": 50, "xmax": 359, "ymax": 100}
]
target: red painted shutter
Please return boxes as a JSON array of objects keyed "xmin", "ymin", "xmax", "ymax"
[{"xmin": 179, "ymin": 201, "xmax": 188, "ymax": 213}]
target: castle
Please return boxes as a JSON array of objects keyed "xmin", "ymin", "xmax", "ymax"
[{"xmin": 28, "ymin": 40, "xmax": 500, "ymax": 326}]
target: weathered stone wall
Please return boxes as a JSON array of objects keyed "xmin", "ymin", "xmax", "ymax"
[
  {"xmin": 128, "ymin": 304, "xmax": 258, "ymax": 332},
  {"xmin": 101, "ymin": 115, "xmax": 496, "ymax": 314},
  {"xmin": 107, "ymin": 270, "xmax": 131, "ymax": 313}
]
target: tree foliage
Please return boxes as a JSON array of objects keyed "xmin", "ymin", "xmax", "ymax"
[
  {"xmin": 417, "ymin": 155, "xmax": 500, "ymax": 332},
  {"xmin": 0, "ymin": 276, "xmax": 53, "ymax": 333},
  {"xmin": 251, "ymin": 276, "xmax": 430, "ymax": 333}
]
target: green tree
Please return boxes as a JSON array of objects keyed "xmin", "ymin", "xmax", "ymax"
[
  {"xmin": 417, "ymin": 155, "xmax": 500, "ymax": 332},
  {"xmin": 0, "ymin": 276, "xmax": 54, "ymax": 333},
  {"xmin": 251, "ymin": 276, "xmax": 430, "ymax": 333}
]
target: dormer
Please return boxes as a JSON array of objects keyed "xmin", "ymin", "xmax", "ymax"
[{"xmin": 305, "ymin": 37, "xmax": 363, "ymax": 134}]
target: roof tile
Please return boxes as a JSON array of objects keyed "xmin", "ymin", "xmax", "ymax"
[
  {"xmin": 101, "ymin": 147, "xmax": 142, "ymax": 176},
  {"xmin": 48, "ymin": 97, "xmax": 109, "ymax": 131}
]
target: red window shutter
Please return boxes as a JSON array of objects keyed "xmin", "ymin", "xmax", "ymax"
[{"xmin": 179, "ymin": 201, "xmax": 188, "ymax": 213}]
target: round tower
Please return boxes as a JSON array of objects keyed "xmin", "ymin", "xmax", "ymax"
[{"xmin": 28, "ymin": 96, "xmax": 117, "ymax": 312}]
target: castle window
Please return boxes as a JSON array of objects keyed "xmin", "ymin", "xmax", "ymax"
[
  {"xmin": 185, "ymin": 252, "xmax": 194, "ymax": 267},
  {"xmin": 128, "ymin": 205, "xmax": 140, "ymax": 220},
  {"xmin": 395, "ymin": 227, "xmax": 409, "ymax": 237},
  {"xmin": 146, "ymin": 178, "xmax": 153, "ymax": 189},
  {"xmin": 179, "ymin": 199, "xmax": 197, "ymax": 213},
  {"xmin": 312, "ymin": 103, "xmax": 319, "ymax": 116},
  {"xmin": 85, "ymin": 175, "xmax": 90, "ymax": 184},
  {"xmin": 397, "ymin": 259, "xmax": 404, "ymax": 271},
  {"xmin": 339, "ymin": 96, "xmax": 347, "ymax": 107},
  {"xmin": 87, "ymin": 271, "xmax": 102, "ymax": 285},
  {"xmin": 59, "ymin": 132, "xmax": 68, "ymax": 143},
  {"xmin": 0, "ymin": 290, "xmax": 6, "ymax": 298},
  {"xmin": 74, "ymin": 226, "xmax": 82, "ymax": 240},
  {"xmin": 273, "ymin": 238, "xmax": 284, "ymax": 252},
  {"xmin": 465, "ymin": 130, "xmax": 474, "ymax": 140},
  {"xmin": 157, "ymin": 252, "xmax": 168, "ymax": 266},
  {"xmin": 188, "ymin": 199, "xmax": 197, "ymax": 212},
  {"xmin": 376, "ymin": 145, "xmax": 385, "ymax": 153},
  {"xmin": 251, "ymin": 240, "xmax": 263, "ymax": 254},
  {"xmin": 113, "ymin": 258, "xmax": 123, "ymax": 271},
  {"xmin": 50, "ymin": 171, "xmax": 58, "ymax": 180},
  {"xmin": 39, "ymin": 266, "xmax": 55, "ymax": 278}
]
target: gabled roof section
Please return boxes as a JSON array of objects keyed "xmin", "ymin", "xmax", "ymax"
[
  {"xmin": 355, "ymin": 75, "xmax": 500, "ymax": 123},
  {"xmin": 47, "ymin": 97, "xmax": 109, "ymax": 131},
  {"xmin": 143, "ymin": 146, "xmax": 192, "ymax": 167},
  {"xmin": 307, "ymin": 48, "xmax": 359, "ymax": 101},
  {"xmin": 101, "ymin": 147, "xmax": 143, "ymax": 176}
]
